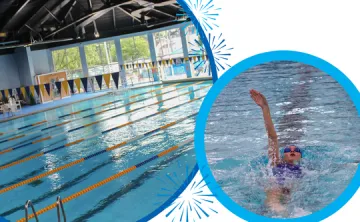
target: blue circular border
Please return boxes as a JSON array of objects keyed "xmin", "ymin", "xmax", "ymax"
[{"xmin": 195, "ymin": 50, "xmax": 360, "ymax": 221}]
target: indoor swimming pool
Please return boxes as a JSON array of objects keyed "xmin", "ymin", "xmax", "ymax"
[{"xmin": 0, "ymin": 80, "xmax": 212, "ymax": 221}]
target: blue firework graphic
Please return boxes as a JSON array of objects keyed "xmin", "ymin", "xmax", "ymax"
[
  {"xmin": 154, "ymin": 163, "xmax": 218, "ymax": 221},
  {"xmin": 184, "ymin": 26, "xmax": 210, "ymax": 77},
  {"xmin": 208, "ymin": 33, "xmax": 233, "ymax": 71},
  {"xmin": 183, "ymin": 0, "xmax": 221, "ymax": 32}
]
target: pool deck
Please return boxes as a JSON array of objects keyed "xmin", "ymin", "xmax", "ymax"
[
  {"xmin": 0, "ymin": 92, "xmax": 109, "ymax": 122},
  {"xmin": 0, "ymin": 81, "xmax": 163, "ymax": 123}
]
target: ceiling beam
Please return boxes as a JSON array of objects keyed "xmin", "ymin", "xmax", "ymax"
[
  {"xmin": 64, "ymin": 0, "xmax": 78, "ymax": 21},
  {"xmin": 44, "ymin": 7, "xmax": 62, "ymax": 24},
  {"xmin": 39, "ymin": 0, "xmax": 73, "ymax": 27},
  {"xmin": 117, "ymin": 6, "xmax": 142, "ymax": 23},
  {"xmin": 171, "ymin": 3, "xmax": 181, "ymax": 9},
  {"xmin": 130, "ymin": 0, "xmax": 177, "ymax": 20},
  {"xmin": 74, "ymin": 0, "xmax": 133, "ymax": 31},
  {"xmin": 25, "ymin": 24, "xmax": 43, "ymax": 40},
  {"xmin": 0, "ymin": 0, "xmax": 32, "ymax": 31},
  {"xmin": 16, "ymin": 0, "xmax": 52, "ymax": 34},
  {"xmin": 44, "ymin": 0, "xmax": 133, "ymax": 39},
  {"xmin": 151, "ymin": 8, "xmax": 176, "ymax": 18}
]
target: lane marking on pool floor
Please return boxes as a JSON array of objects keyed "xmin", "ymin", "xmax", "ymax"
[
  {"xmin": 0, "ymin": 112, "xmax": 198, "ymax": 194},
  {"xmin": 16, "ymin": 137, "xmax": 194, "ymax": 222},
  {"xmin": 0, "ymin": 83, "xmax": 181, "ymax": 137},
  {"xmin": 0, "ymin": 82, "xmax": 206, "ymax": 145},
  {"xmin": 0, "ymin": 95, "xmax": 202, "ymax": 170},
  {"xmin": 0, "ymin": 85, "xmax": 208, "ymax": 155}
]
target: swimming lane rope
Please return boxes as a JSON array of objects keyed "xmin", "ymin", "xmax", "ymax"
[
  {"xmin": 0, "ymin": 112, "xmax": 198, "ymax": 194},
  {"xmin": 16, "ymin": 137, "xmax": 194, "ymax": 222}
]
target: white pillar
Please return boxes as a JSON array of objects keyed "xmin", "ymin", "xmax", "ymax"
[
  {"xmin": 147, "ymin": 32, "xmax": 160, "ymax": 81},
  {"xmin": 79, "ymin": 44, "xmax": 89, "ymax": 77},
  {"xmin": 180, "ymin": 25, "xmax": 192, "ymax": 78},
  {"xmin": 114, "ymin": 37, "xmax": 127, "ymax": 87}
]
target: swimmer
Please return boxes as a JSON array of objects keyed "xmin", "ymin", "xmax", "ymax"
[{"xmin": 250, "ymin": 89, "xmax": 302, "ymax": 215}]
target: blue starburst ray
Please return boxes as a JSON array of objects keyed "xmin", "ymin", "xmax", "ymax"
[
  {"xmin": 192, "ymin": 198, "xmax": 202, "ymax": 204},
  {"xmin": 193, "ymin": 202, "xmax": 210, "ymax": 217},
  {"xmin": 190, "ymin": 181, "xmax": 197, "ymax": 190},
  {"xmin": 193, "ymin": 205, "xmax": 202, "ymax": 219},
  {"xmin": 154, "ymin": 163, "xmax": 218, "ymax": 221},
  {"xmin": 209, "ymin": 207, "xmax": 218, "ymax": 213},
  {"xmin": 200, "ymin": 198, "xmax": 214, "ymax": 203},
  {"xmin": 166, "ymin": 173, "xmax": 179, "ymax": 187},
  {"xmin": 192, "ymin": 190, "xmax": 204, "ymax": 195},
  {"xmin": 178, "ymin": 200, "xmax": 186, "ymax": 210},
  {"xmin": 166, "ymin": 201, "xmax": 182, "ymax": 217}
]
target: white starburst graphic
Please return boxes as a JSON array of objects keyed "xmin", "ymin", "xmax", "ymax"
[
  {"xmin": 183, "ymin": 0, "xmax": 221, "ymax": 32},
  {"xmin": 208, "ymin": 33, "xmax": 233, "ymax": 71}
]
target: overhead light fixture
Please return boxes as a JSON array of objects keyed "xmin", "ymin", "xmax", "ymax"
[{"xmin": 93, "ymin": 21, "xmax": 100, "ymax": 38}]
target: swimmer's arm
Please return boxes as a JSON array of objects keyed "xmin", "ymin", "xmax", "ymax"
[
  {"xmin": 250, "ymin": 89, "xmax": 280, "ymax": 166},
  {"xmin": 261, "ymin": 105, "xmax": 280, "ymax": 166}
]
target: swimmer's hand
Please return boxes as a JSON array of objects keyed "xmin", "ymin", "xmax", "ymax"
[{"xmin": 250, "ymin": 89, "xmax": 268, "ymax": 108}]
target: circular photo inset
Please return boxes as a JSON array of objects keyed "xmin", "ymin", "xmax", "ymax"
[{"xmin": 204, "ymin": 61, "xmax": 360, "ymax": 218}]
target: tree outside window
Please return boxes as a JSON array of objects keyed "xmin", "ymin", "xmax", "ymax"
[
  {"xmin": 120, "ymin": 35, "xmax": 152, "ymax": 86},
  {"xmin": 52, "ymin": 47, "xmax": 83, "ymax": 80},
  {"xmin": 85, "ymin": 41, "xmax": 119, "ymax": 90}
]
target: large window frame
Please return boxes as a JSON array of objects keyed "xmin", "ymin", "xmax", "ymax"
[{"xmin": 50, "ymin": 22, "xmax": 206, "ymax": 89}]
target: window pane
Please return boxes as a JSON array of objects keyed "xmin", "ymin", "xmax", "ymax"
[
  {"xmin": 52, "ymin": 49, "xmax": 67, "ymax": 71},
  {"xmin": 85, "ymin": 41, "xmax": 119, "ymax": 77},
  {"xmin": 52, "ymin": 47, "xmax": 83, "ymax": 79},
  {"xmin": 120, "ymin": 35, "xmax": 152, "ymax": 85},
  {"xmin": 153, "ymin": 28, "xmax": 186, "ymax": 80},
  {"xmin": 154, "ymin": 28, "xmax": 183, "ymax": 61}
]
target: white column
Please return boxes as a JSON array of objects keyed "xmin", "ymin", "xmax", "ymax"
[
  {"xmin": 114, "ymin": 36, "xmax": 127, "ymax": 87},
  {"xmin": 147, "ymin": 32, "xmax": 160, "ymax": 81},
  {"xmin": 79, "ymin": 44, "xmax": 89, "ymax": 77},
  {"xmin": 180, "ymin": 25, "xmax": 192, "ymax": 78}
]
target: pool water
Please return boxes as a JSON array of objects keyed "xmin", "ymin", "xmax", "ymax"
[
  {"xmin": 205, "ymin": 61, "xmax": 360, "ymax": 218},
  {"xmin": 0, "ymin": 81, "xmax": 212, "ymax": 221}
]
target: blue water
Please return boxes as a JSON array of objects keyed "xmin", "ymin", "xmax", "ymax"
[
  {"xmin": 0, "ymin": 81, "xmax": 211, "ymax": 221},
  {"xmin": 205, "ymin": 61, "xmax": 360, "ymax": 218}
]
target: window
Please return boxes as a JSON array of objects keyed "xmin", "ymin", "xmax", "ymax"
[
  {"xmin": 120, "ymin": 35, "xmax": 152, "ymax": 85},
  {"xmin": 85, "ymin": 41, "xmax": 119, "ymax": 77},
  {"xmin": 52, "ymin": 47, "xmax": 82, "ymax": 79},
  {"xmin": 185, "ymin": 24, "xmax": 210, "ymax": 77},
  {"xmin": 153, "ymin": 28, "xmax": 186, "ymax": 80}
]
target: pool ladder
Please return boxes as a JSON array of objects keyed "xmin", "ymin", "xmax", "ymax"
[{"xmin": 24, "ymin": 196, "xmax": 67, "ymax": 222}]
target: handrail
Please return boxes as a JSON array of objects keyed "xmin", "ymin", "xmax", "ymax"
[
  {"xmin": 24, "ymin": 200, "xmax": 39, "ymax": 222},
  {"xmin": 56, "ymin": 196, "xmax": 67, "ymax": 222}
]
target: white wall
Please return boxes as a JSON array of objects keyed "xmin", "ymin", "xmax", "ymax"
[
  {"xmin": 31, "ymin": 49, "xmax": 52, "ymax": 75},
  {"xmin": 0, "ymin": 54, "xmax": 21, "ymax": 90},
  {"xmin": 13, "ymin": 47, "xmax": 35, "ymax": 86}
]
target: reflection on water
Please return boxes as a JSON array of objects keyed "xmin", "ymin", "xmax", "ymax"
[{"xmin": 205, "ymin": 61, "xmax": 360, "ymax": 218}]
